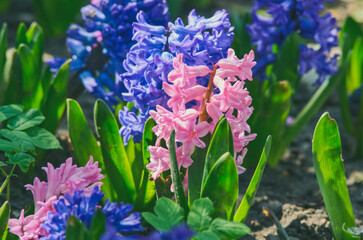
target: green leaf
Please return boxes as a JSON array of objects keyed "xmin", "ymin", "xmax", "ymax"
[
  {"xmin": 0, "ymin": 23, "xmax": 7, "ymax": 85},
  {"xmin": 188, "ymin": 134, "xmax": 210, "ymax": 204},
  {"xmin": 25, "ymin": 127, "xmax": 62, "ymax": 150},
  {"xmin": 0, "ymin": 129, "xmax": 35, "ymax": 153},
  {"xmin": 166, "ymin": 0, "xmax": 183, "ymax": 21},
  {"xmin": 312, "ymin": 112, "xmax": 356, "ymax": 240},
  {"xmin": 89, "ymin": 210, "xmax": 106, "ymax": 240},
  {"xmin": 67, "ymin": 99, "xmax": 103, "ymax": 166},
  {"xmin": 201, "ymin": 116, "xmax": 233, "ymax": 192},
  {"xmin": 7, "ymin": 153, "xmax": 35, "ymax": 172},
  {"xmin": 0, "ymin": 139, "xmax": 19, "ymax": 153},
  {"xmin": 94, "ymin": 99, "xmax": 136, "ymax": 203},
  {"xmin": 187, "ymin": 198, "xmax": 214, "ymax": 232},
  {"xmin": 0, "ymin": 104, "xmax": 24, "ymax": 122},
  {"xmin": 26, "ymin": 22, "xmax": 44, "ymax": 71},
  {"xmin": 141, "ymin": 197, "xmax": 184, "ymax": 231},
  {"xmin": 169, "ymin": 130, "xmax": 189, "ymax": 214},
  {"xmin": 245, "ymin": 80, "xmax": 292, "ymax": 167},
  {"xmin": 134, "ymin": 117, "xmax": 157, "ymax": 210},
  {"xmin": 340, "ymin": 17, "xmax": 363, "ymax": 59},
  {"xmin": 0, "ymin": 201, "xmax": 10, "ymax": 237},
  {"xmin": 342, "ymin": 224, "xmax": 362, "ymax": 239},
  {"xmin": 15, "ymin": 23, "xmax": 27, "ymax": 48},
  {"xmin": 346, "ymin": 37, "xmax": 363, "ymax": 94},
  {"xmin": 272, "ymin": 33, "xmax": 300, "ymax": 88},
  {"xmin": 67, "ymin": 99, "xmax": 115, "ymax": 201},
  {"xmin": 2, "ymin": 49, "xmax": 23, "ymax": 105},
  {"xmin": 125, "ymin": 138, "xmax": 143, "ymax": 191},
  {"xmin": 194, "ymin": 230, "xmax": 221, "ymax": 240},
  {"xmin": 18, "ymin": 44, "xmax": 42, "ymax": 110},
  {"xmin": 234, "ymin": 136, "xmax": 271, "ymax": 223},
  {"xmin": 65, "ymin": 215, "xmax": 90, "ymax": 240},
  {"xmin": 7, "ymin": 109, "xmax": 45, "ymax": 130},
  {"xmin": 201, "ymin": 152, "xmax": 238, "ymax": 220},
  {"xmin": 210, "ymin": 218, "xmax": 251, "ymax": 240},
  {"xmin": 42, "ymin": 60, "xmax": 70, "ymax": 133}
]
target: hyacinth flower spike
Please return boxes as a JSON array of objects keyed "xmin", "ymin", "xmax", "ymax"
[{"xmin": 147, "ymin": 49, "xmax": 257, "ymax": 183}]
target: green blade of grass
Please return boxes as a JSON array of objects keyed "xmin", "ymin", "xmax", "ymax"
[{"xmin": 312, "ymin": 112, "xmax": 356, "ymax": 240}]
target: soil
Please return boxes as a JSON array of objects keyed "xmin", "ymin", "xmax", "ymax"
[{"xmin": 1, "ymin": 1, "xmax": 363, "ymax": 240}]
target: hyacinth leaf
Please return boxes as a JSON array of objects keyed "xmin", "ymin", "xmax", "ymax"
[
  {"xmin": 169, "ymin": 130, "xmax": 189, "ymax": 215},
  {"xmin": 65, "ymin": 215, "xmax": 90, "ymax": 240},
  {"xmin": 346, "ymin": 37, "xmax": 363, "ymax": 94},
  {"xmin": 66, "ymin": 99, "xmax": 115, "ymax": 201},
  {"xmin": 88, "ymin": 210, "xmax": 106, "ymax": 240},
  {"xmin": 187, "ymin": 198, "xmax": 214, "ymax": 232},
  {"xmin": 94, "ymin": 99, "xmax": 136, "ymax": 203},
  {"xmin": 201, "ymin": 152, "xmax": 238, "ymax": 220},
  {"xmin": 25, "ymin": 23, "xmax": 44, "ymax": 71},
  {"xmin": 134, "ymin": 117, "xmax": 157, "ymax": 211},
  {"xmin": 0, "ymin": 201, "xmax": 10, "ymax": 237},
  {"xmin": 201, "ymin": 116, "xmax": 233, "ymax": 192},
  {"xmin": 41, "ymin": 60, "xmax": 70, "ymax": 133},
  {"xmin": 7, "ymin": 109, "xmax": 45, "ymax": 131},
  {"xmin": 18, "ymin": 44, "xmax": 42, "ymax": 110},
  {"xmin": 167, "ymin": 0, "xmax": 183, "ymax": 21},
  {"xmin": 2, "ymin": 50, "xmax": 23, "ymax": 106},
  {"xmin": 24, "ymin": 127, "xmax": 61, "ymax": 149},
  {"xmin": 312, "ymin": 112, "xmax": 356, "ymax": 240},
  {"xmin": 342, "ymin": 225, "xmax": 361, "ymax": 240},
  {"xmin": 67, "ymin": 99, "xmax": 103, "ymax": 166},
  {"xmin": 188, "ymin": 134, "xmax": 210, "ymax": 204},
  {"xmin": 125, "ymin": 138, "xmax": 143, "ymax": 191},
  {"xmin": 272, "ymin": 33, "xmax": 300, "ymax": 89},
  {"xmin": 210, "ymin": 218, "xmax": 251, "ymax": 239},
  {"xmin": 0, "ymin": 23, "xmax": 7, "ymax": 83},
  {"xmin": 340, "ymin": 17, "xmax": 363, "ymax": 59},
  {"xmin": 40, "ymin": 67, "xmax": 53, "ymax": 106},
  {"xmin": 15, "ymin": 23, "xmax": 27, "ymax": 48},
  {"xmin": 234, "ymin": 135, "xmax": 271, "ymax": 223},
  {"xmin": 245, "ymin": 81, "xmax": 292, "ymax": 168},
  {"xmin": 142, "ymin": 197, "xmax": 185, "ymax": 232},
  {"xmin": 0, "ymin": 105, "xmax": 23, "ymax": 122}
]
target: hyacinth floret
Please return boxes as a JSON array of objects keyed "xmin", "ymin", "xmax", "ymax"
[
  {"xmin": 40, "ymin": 186, "xmax": 143, "ymax": 240},
  {"xmin": 247, "ymin": 0, "xmax": 339, "ymax": 84},
  {"xmin": 147, "ymin": 49, "xmax": 256, "ymax": 181},
  {"xmin": 8, "ymin": 157, "xmax": 104, "ymax": 240},
  {"xmin": 47, "ymin": 0, "xmax": 170, "ymax": 107},
  {"xmin": 118, "ymin": 9, "xmax": 234, "ymax": 144}
]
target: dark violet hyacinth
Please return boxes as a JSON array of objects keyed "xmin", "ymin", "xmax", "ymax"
[
  {"xmin": 41, "ymin": 186, "xmax": 143, "ymax": 240},
  {"xmin": 136, "ymin": 224, "xmax": 194, "ymax": 240},
  {"xmin": 48, "ymin": 0, "xmax": 169, "ymax": 107},
  {"xmin": 118, "ymin": 9, "xmax": 234, "ymax": 144},
  {"xmin": 247, "ymin": 0, "xmax": 339, "ymax": 84}
]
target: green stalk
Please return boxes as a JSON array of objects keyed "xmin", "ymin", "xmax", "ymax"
[{"xmin": 268, "ymin": 60, "xmax": 348, "ymax": 166}]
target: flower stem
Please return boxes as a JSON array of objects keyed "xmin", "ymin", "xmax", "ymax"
[{"xmin": 199, "ymin": 64, "xmax": 217, "ymax": 123}]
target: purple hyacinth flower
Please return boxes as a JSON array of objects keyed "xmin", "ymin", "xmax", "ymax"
[{"xmin": 247, "ymin": 0, "xmax": 339, "ymax": 83}]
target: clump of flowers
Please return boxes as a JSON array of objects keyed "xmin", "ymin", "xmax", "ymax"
[
  {"xmin": 8, "ymin": 157, "xmax": 104, "ymax": 240},
  {"xmin": 48, "ymin": 0, "xmax": 170, "ymax": 106},
  {"xmin": 118, "ymin": 9, "xmax": 234, "ymax": 143},
  {"xmin": 41, "ymin": 186, "xmax": 143, "ymax": 240},
  {"xmin": 147, "ymin": 49, "xmax": 256, "ymax": 180},
  {"xmin": 247, "ymin": 0, "xmax": 339, "ymax": 83}
]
